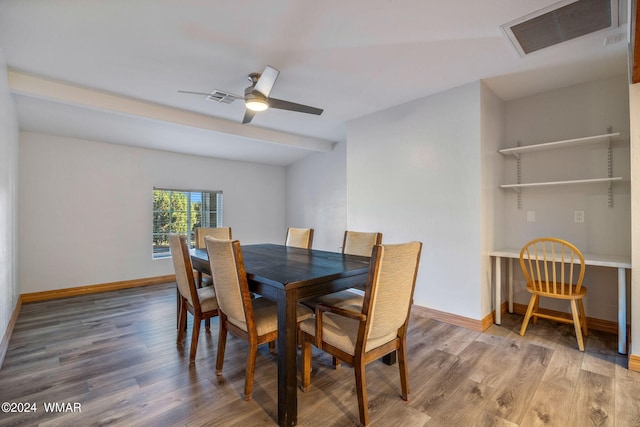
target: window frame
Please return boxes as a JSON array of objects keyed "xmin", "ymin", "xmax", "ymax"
[{"xmin": 152, "ymin": 187, "xmax": 223, "ymax": 259}]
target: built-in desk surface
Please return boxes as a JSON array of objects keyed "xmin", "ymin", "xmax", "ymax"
[{"xmin": 489, "ymin": 248, "xmax": 631, "ymax": 354}]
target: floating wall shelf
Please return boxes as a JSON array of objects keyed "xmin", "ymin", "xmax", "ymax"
[
  {"xmin": 499, "ymin": 132, "xmax": 620, "ymax": 158},
  {"xmin": 499, "ymin": 131, "xmax": 622, "ymax": 207}
]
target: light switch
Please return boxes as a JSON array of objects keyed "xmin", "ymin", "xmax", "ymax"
[
  {"xmin": 574, "ymin": 211, "xmax": 585, "ymax": 223},
  {"xmin": 527, "ymin": 211, "xmax": 536, "ymax": 222}
]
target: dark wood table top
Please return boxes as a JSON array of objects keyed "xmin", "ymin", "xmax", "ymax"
[{"xmin": 192, "ymin": 243, "xmax": 371, "ymax": 290}]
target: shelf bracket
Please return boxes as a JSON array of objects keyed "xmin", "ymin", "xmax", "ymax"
[
  {"xmin": 608, "ymin": 136, "xmax": 613, "ymax": 208},
  {"xmin": 516, "ymin": 154, "xmax": 522, "ymax": 209}
]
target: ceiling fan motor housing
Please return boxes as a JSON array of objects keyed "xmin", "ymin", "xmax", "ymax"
[{"xmin": 244, "ymin": 86, "xmax": 269, "ymax": 111}]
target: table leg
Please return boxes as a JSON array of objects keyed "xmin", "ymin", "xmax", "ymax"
[
  {"xmin": 508, "ymin": 258, "xmax": 513, "ymax": 313},
  {"xmin": 495, "ymin": 256, "xmax": 502, "ymax": 325},
  {"xmin": 277, "ymin": 288, "xmax": 298, "ymax": 427},
  {"xmin": 618, "ymin": 267, "xmax": 627, "ymax": 354},
  {"xmin": 382, "ymin": 351, "xmax": 396, "ymax": 365}
]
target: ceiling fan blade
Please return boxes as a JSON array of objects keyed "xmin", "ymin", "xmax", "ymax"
[
  {"xmin": 268, "ymin": 98, "xmax": 323, "ymax": 115},
  {"xmin": 178, "ymin": 90, "xmax": 216, "ymax": 96},
  {"xmin": 253, "ymin": 65, "xmax": 280, "ymax": 98},
  {"xmin": 242, "ymin": 109, "xmax": 256, "ymax": 124}
]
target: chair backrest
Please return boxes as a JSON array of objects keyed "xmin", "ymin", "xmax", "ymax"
[
  {"xmin": 519, "ymin": 237, "xmax": 586, "ymax": 296},
  {"xmin": 169, "ymin": 234, "xmax": 200, "ymax": 310},
  {"xmin": 195, "ymin": 227, "xmax": 232, "ymax": 249},
  {"xmin": 360, "ymin": 242, "xmax": 422, "ymax": 350},
  {"xmin": 285, "ymin": 227, "xmax": 314, "ymax": 249},
  {"xmin": 204, "ymin": 237, "xmax": 254, "ymax": 333},
  {"xmin": 342, "ymin": 231, "xmax": 382, "ymax": 257}
]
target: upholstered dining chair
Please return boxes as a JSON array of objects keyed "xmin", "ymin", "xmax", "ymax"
[
  {"xmin": 305, "ymin": 231, "xmax": 383, "ymax": 310},
  {"xmin": 285, "ymin": 227, "xmax": 314, "ymax": 249},
  {"xmin": 342, "ymin": 230, "xmax": 383, "ymax": 257},
  {"xmin": 204, "ymin": 237, "xmax": 313, "ymax": 401},
  {"xmin": 195, "ymin": 227, "xmax": 232, "ymax": 249},
  {"xmin": 519, "ymin": 237, "xmax": 588, "ymax": 351},
  {"xmin": 194, "ymin": 227, "xmax": 232, "ymax": 286},
  {"xmin": 299, "ymin": 241, "xmax": 422, "ymax": 426},
  {"xmin": 169, "ymin": 234, "xmax": 219, "ymax": 363}
]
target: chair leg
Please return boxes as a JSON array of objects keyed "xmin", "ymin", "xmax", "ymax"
[
  {"xmin": 301, "ymin": 338, "xmax": 312, "ymax": 391},
  {"xmin": 176, "ymin": 289, "xmax": 180, "ymax": 329},
  {"xmin": 268, "ymin": 341, "xmax": 276, "ymax": 354},
  {"xmin": 354, "ymin": 359, "xmax": 369, "ymax": 426},
  {"xmin": 177, "ymin": 299, "xmax": 187, "ymax": 342},
  {"xmin": 520, "ymin": 294, "xmax": 537, "ymax": 336},
  {"xmin": 532, "ymin": 295, "xmax": 540, "ymax": 325},
  {"xmin": 397, "ymin": 338, "xmax": 409, "ymax": 401},
  {"xmin": 189, "ymin": 314, "xmax": 201, "ymax": 362},
  {"xmin": 332, "ymin": 357, "xmax": 342, "ymax": 369},
  {"xmin": 244, "ymin": 340, "xmax": 258, "ymax": 401},
  {"xmin": 216, "ymin": 320, "xmax": 227, "ymax": 375},
  {"xmin": 570, "ymin": 300, "xmax": 585, "ymax": 351},
  {"xmin": 578, "ymin": 299, "xmax": 588, "ymax": 336},
  {"xmin": 205, "ymin": 318, "xmax": 211, "ymax": 332}
]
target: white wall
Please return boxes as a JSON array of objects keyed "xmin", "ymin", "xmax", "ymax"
[
  {"xmin": 285, "ymin": 76, "xmax": 630, "ymax": 326},
  {"xmin": 481, "ymin": 84, "xmax": 505, "ymax": 317},
  {"xmin": 501, "ymin": 75, "xmax": 631, "ymax": 322},
  {"xmin": 347, "ymin": 82, "xmax": 485, "ymax": 319},
  {"xmin": 18, "ymin": 132, "xmax": 286, "ymax": 293},
  {"xmin": 0, "ymin": 47, "xmax": 20, "ymax": 346},
  {"xmin": 285, "ymin": 141, "xmax": 347, "ymax": 251}
]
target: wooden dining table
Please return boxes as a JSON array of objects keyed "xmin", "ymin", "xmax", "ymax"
[{"xmin": 190, "ymin": 243, "xmax": 371, "ymax": 427}]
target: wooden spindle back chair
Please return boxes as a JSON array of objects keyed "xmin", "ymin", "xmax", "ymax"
[{"xmin": 519, "ymin": 237, "xmax": 588, "ymax": 351}]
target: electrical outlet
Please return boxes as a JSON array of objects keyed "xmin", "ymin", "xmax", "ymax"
[
  {"xmin": 527, "ymin": 211, "xmax": 535, "ymax": 223},
  {"xmin": 574, "ymin": 210, "xmax": 585, "ymax": 223}
]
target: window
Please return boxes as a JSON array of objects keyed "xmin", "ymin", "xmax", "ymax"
[{"xmin": 152, "ymin": 188, "xmax": 223, "ymax": 258}]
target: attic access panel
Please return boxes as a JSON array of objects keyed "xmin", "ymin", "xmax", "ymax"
[{"xmin": 502, "ymin": 0, "xmax": 619, "ymax": 56}]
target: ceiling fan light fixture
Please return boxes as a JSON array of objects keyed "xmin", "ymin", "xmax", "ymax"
[
  {"xmin": 244, "ymin": 90, "xmax": 269, "ymax": 112},
  {"xmin": 245, "ymin": 98, "xmax": 269, "ymax": 112}
]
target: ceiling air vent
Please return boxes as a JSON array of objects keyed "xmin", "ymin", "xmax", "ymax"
[
  {"xmin": 205, "ymin": 90, "xmax": 241, "ymax": 104},
  {"xmin": 501, "ymin": 0, "xmax": 619, "ymax": 56}
]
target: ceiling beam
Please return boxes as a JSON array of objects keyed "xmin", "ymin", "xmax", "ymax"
[
  {"xmin": 8, "ymin": 69, "xmax": 335, "ymax": 152},
  {"xmin": 633, "ymin": 0, "xmax": 640, "ymax": 83}
]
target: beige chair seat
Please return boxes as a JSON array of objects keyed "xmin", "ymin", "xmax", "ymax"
[
  {"xmin": 228, "ymin": 297, "xmax": 313, "ymax": 337},
  {"xmin": 299, "ymin": 311, "xmax": 396, "ymax": 356},
  {"xmin": 196, "ymin": 286, "xmax": 218, "ymax": 312},
  {"xmin": 307, "ymin": 289, "xmax": 363, "ymax": 311}
]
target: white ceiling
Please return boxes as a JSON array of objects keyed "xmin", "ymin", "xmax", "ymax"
[{"xmin": 0, "ymin": 0, "xmax": 630, "ymax": 166}]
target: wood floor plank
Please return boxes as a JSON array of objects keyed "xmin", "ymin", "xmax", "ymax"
[
  {"xmin": 468, "ymin": 333, "xmax": 524, "ymax": 389},
  {"xmin": 424, "ymin": 378, "xmax": 496, "ymax": 426},
  {"xmin": 484, "ymin": 342, "xmax": 553, "ymax": 424},
  {"xmin": 519, "ymin": 346, "xmax": 583, "ymax": 426},
  {"xmin": 1, "ymin": 283, "xmax": 640, "ymax": 426},
  {"xmin": 413, "ymin": 340, "xmax": 492, "ymax": 417},
  {"xmin": 567, "ymin": 369, "xmax": 615, "ymax": 426},
  {"xmin": 614, "ymin": 376, "xmax": 640, "ymax": 426}
]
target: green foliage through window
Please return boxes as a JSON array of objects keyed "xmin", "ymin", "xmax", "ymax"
[{"xmin": 153, "ymin": 188, "xmax": 223, "ymax": 258}]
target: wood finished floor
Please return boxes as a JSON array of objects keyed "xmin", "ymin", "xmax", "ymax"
[{"xmin": 1, "ymin": 282, "xmax": 640, "ymax": 426}]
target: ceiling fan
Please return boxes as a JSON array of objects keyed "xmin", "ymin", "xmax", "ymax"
[{"xmin": 178, "ymin": 65, "xmax": 323, "ymax": 124}]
